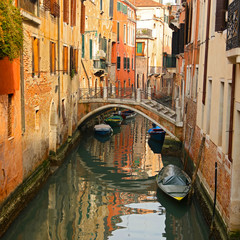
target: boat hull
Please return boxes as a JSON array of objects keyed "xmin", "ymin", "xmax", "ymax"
[
  {"xmin": 104, "ymin": 115, "xmax": 123, "ymax": 127},
  {"xmin": 156, "ymin": 164, "xmax": 192, "ymax": 201},
  {"xmin": 148, "ymin": 126, "xmax": 166, "ymax": 142},
  {"xmin": 94, "ymin": 124, "xmax": 113, "ymax": 136}
]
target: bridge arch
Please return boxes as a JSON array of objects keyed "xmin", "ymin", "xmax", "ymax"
[{"xmin": 78, "ymin": 104, "xmax": 179, "ymax": 140}]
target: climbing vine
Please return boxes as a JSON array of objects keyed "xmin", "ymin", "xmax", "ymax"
[{"xmin": 0, "ymin": 0, "xmax": 23, "ymax": 61}]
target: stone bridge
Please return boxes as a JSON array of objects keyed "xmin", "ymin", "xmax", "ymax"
[{"xmin": 78, "ymin": 87, "xmax": 183, "ymax": 141}]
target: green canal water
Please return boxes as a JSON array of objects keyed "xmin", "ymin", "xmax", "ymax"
[{"xmin": 2, "ymin": 115, "xmax": 210, "ymax": 240}]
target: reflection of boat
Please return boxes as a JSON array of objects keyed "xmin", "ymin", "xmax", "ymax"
[
  {"xmin": 148, "ymin": 124, "xmax": 166, "ymax": 142},
  {"xmin": 104, "ymin": 115, "xmax": 123, "ymax": 127},
  {"xmin": 156, "ymin": 164, "xmax": 192, "ymax": 201},
  {"xmin": 120, "ymin": 110, "xmax": 137, "ymax": 119},
  {"xmin": 94, "ymin": 124, "xmax": 113, "ymax": 136},
  {"xmin": 148, "ymin": 138, "xmax": 163, "ymax": 154}
]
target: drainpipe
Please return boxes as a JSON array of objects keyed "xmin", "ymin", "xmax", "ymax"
[
  {"xmin": 147, "ymin": 38, "xmax": 149, "ymax": 89},
  {"xmin": 57, "ymin": 0, "xmax": 61, "ymax": 117},
  {"xmin": 228, "ymin": 64, "xmax": 236, "ymax": 162},
  {"xmin": 202, "ymin": 0, "xmax": 211, "ymax": 105}
]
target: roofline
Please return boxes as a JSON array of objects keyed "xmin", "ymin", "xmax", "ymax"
[{"xmin": 123, "ymin": 0, "xmax": 137, "ymax": 10}]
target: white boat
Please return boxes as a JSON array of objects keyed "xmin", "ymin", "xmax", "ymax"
[{"xmin": 94, "ymin": 124, "xmax": 113, "ymax": 136}]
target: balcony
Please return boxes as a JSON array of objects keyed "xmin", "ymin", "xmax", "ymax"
[
  {"xmin": 226, "ymin": 0, "xmax": 240, "ymax": 63},
  {"xmin": 93, "ymin": 58, "xmax": 107, "ymax": 76},
  {"xmin": 0, "ymin": 58, "xmax": 20, "ymax": 95},
  {"xmin": 148, "ymin": 66, "xmax": 162, "ymax": 76}
]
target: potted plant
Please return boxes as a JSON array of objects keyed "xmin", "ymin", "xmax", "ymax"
[{"xmin": 0, "ymin": 0, "xmax": 23, "ymax": 94}]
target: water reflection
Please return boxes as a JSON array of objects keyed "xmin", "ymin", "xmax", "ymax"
[{"xmin": 2, "ymin": 115, "xmax": 209, "ymax": 240}]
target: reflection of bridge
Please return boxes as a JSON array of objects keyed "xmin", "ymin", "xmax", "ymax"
[{"xmin": 78, "ymin": 87, "xmax": 183, "ymax": 140}]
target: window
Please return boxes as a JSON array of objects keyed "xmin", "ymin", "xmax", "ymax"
[
  {"xmin": 32, "ymin": 37, "xmax": 40, "ymax": 77},
  {"xmin": 50, "ymin": 41, "xmax": 56, "ymax": 74},
  {"xmin": 63, "ymin": 46, "xmax": 68, "ymax": 74},
  {"xmin": 109, "ymin": 0, "xmax": 113, "ymax": 18},
  {"xmin": 136, "ymin": 42, "xmax": 144, "ymax": 56},
  {"xmin": 117, "ymin": 56, "xmax": 121, "ymax": 69},
  {"xmin": 82, "ymin": 34, "xmax": 85, "ymax": 58},
  {"xmin": 215, "ymin": 0, "xmax": 228, "ymax": 32},
  {"xmin": 80, "ymin": 2, "xmax": 85, "ymax": 34},
  {"xmin": 218, "ymin": 81, "xmax": 224, "ymax": 146},
  {"xmin": 63, "ymin": 0, "xmax": 69, "ymax": 24},
  {"xmin": 127, "ymin": 57, "xmax": 130, "ymax": 70},
  {"xmin": 117, "ymin": 22, "xmax": 120, "ymax": 42},
  {"xmin": 100, "ymin": 0, "xmax": 102, "ymax": 11},
  {"xmin": 124, "ymin": 25, "xmax": 126, "ymax": 44},
  {"xmin": 8, "ymin": 94, "xmax": 13, "ymax": 137},
  {"xmin": 74, "ymin": 49, "xmax": 78, "ymax": 73},
  {"xmin": 124, "ymin": 57, "xmax": 126, "ymax": 70},
  {"xmin": 71, "ymin": 0, "xmax": 76, "ymax": 26},
  {"xmin": 90, "ymin": 39, "xmax": 92, "ymax": 59}
]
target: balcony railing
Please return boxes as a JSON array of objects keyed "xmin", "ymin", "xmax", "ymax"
[
  {"xmin": 226, "ymin": 0, "xmax": 240, "ymax": 51},
  {"xmin": 149, "ymin": 66, "xmax": 162, "ymax": 75},
  {"xmin": 136, "ymin": 28, "xmax": 152, "ymax": 38},
  {"xmin": 163, "ymin": 54, "xmax": 176, "ymax": 68}
]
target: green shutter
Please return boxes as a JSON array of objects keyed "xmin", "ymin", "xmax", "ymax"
[
  {"xmin": 117, "ymin": 2, "xmax": 120, "ymax": 11},
  {"xmin": 90, "ymin": 39, "xmax": 92, "ymax": 59},
  {"xmin": 82, "ymin": 34, "xmax": 85, "ymax": 58},
  {"xmin": 137, "ymin": 43, "xmax": 142, "ymax": 53}
]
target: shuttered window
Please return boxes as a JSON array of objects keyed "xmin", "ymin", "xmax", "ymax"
[
  {"xmin": 117, "ymin": 22, "xmax": 120, "ymax": 42},
  {"xmin": 81, "ymin": 2, "xmax": 85, "ymax": 34},
  {"xmin": 8, "ymin": 94, "xmax": 13, "ymax": 137},
  {"xmin": 127, "ymin": 58, "xmax": 130, "ymax": 70},
  {"xmin": 82, "ymin": 34, "xmax": 85, "ymax": 58},
  {"xmin": 74, "ymin": 49, "xmax": 78, "ymax": 73},
  {"xmin": 215, "ymin": 0, "xmax": 228, "ymax": 32},
  {"xmin": 100, "ymin": 0, "xmax": 103, "ymax": 11},
  {"xmin": 32, "ymin": 37, "xmax": 40, "ymax": 77},
  {"xmin": 70, "ymin": 46, "xmax": 74, "ymax": 74},
  {"xmin": 63, "ymin": 46, "xmax": 68, "ymax": 74},
  {"xmin": 124, "ymin": 57, "xmax": 126, "ymax": 69},
  {"xmin": 71, "ymin": 0, "xmax": 76, "ymax": 26},
  {"xmin": 63, "ymin": 0, "xmax": 69, "ymax": 24},
  {"xmin": 109, "ymin": 0, "xmax": 113, "ymax": 17},
  {"xmin": 136, "ymin": 42, "xmax": 144, "ymax": 56},
  {"xmin": 117, "ymin": 56, "xmax": 121, "ymax": 69},
  {"xmin": 50, "ymin": 42, "xmax": 56, "ymax": 74},
  {"xmin": 90, "ymin": 39, "xmax": 93, "ymax": 59},
  {"xmin": 179, "ymin": 23, "xmax": 185, "ymax": 53}
]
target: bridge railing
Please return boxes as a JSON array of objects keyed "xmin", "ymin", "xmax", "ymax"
[
  {"xmin": 79, "ymin": 86, "xmax": 182, "ymax": 123},
  {"xmin": 79, "ymin": 87, "xmax": 175, "ymax": 109}
]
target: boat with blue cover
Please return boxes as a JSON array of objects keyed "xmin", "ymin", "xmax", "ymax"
[{"xmin": 148, "ymin": 124, "xmax": 166, "ymax": 142}]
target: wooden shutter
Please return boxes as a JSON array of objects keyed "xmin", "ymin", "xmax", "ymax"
[
  {"xmin": 64, "ymin": 0, "xmax": 69, "ymax": 24},
  {"xmin": 75, "ymin": 49, "xmax": 78, "ymax": 73},
  {"xmin": 71, "ymin": 0, "xmax": 76, "ymax": 26},
  {"xmin": 117, "ymin": 56, "xmax": 120, "ymax": 69},
  {"xmin": 70, "ymin": 46, "xmax": 73, "ymax": 73},
  {"xmin": 63, "ymin": 46, "xmax": 68, "ymax": 74},
  {"xmin": 109, "ymin": 0, "xmax": 113, "ymax": 17},
  {"xmin": 81, "ymin": 3, "xmax": 85, "ymax": 34},
  {"xmin": 215, "ymin": 0, "xmax": 228, "ymax": 32},
  {"xmin": 184, "ymin": 4, "xmax": 189, "ymax": 45},
  {"xmin": 172, "ymin": 31, "xmax": 179, "ymax": 55},
  {"xmin": 33, "ymin": 38, "xmax": 39, "ymax": 77},
  {"xmin": 90, "ymin": 39, "xmax": 92, "ymax": 59},
  {"xmin": 50, "ymin": 42, "xmax": 52, "ymax": 73},
  {"xmin": 179, "ymin": 23, "xmax": 185, "ymax": 53}
]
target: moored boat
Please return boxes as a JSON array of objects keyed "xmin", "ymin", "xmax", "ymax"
[
  {"xmin": 94, "ymin": 124, "xmax": 113, "ymax": 136},
  {"xmin": 120, "ymin": 110, "xmax": 137, "ymax": 119},
  {"xmin": 148, "ymin": 124, "xmax": 166, "ymax": 142},
  {"xmin": 104, "ymin": 115, "xmax": 123, "ymax": 127},
  {"xmin": 156, "ymin": 164, "xmax": 192, "ymax": 201}
]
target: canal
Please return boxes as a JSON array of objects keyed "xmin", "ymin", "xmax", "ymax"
[{"xmin": 2, "ymin": 115, "xmax": 210, "ymax": 240}]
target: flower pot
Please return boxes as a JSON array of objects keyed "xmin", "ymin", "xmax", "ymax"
[{"xmin": 0, "ymin": 57, "xmax": 20, "ymax": 95}]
